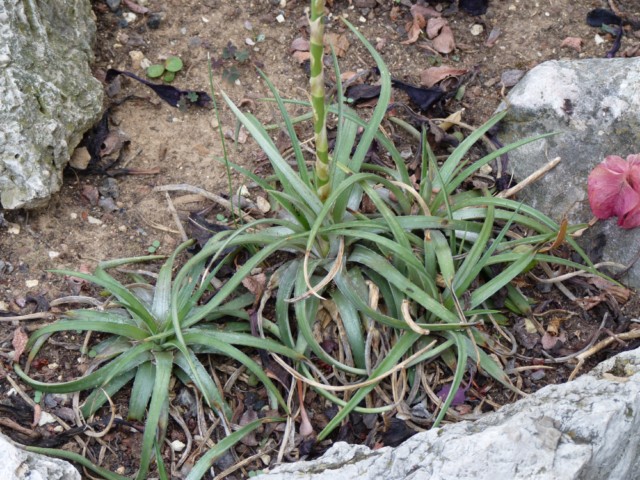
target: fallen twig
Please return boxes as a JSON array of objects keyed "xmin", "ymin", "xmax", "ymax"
[
  {"xmin": 568, "ymin": 328, "xmax": 640, "ymax": 380},
  {"xmin": 497, "ymin": 157, "xmax": 561, "ymax": 199},
  {"xmin": 154, "ymin": 184, "xmax": 255, "ymax": 222}
]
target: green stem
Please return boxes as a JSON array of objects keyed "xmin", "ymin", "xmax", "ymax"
[{"xmin": 310, "ymin": 0, "xmax": 330, "ymax": 201}]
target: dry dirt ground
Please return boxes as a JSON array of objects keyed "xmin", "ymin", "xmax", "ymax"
[{"xmin": 1, "ymin": 0, "xmax": 640, "ymax": 478}]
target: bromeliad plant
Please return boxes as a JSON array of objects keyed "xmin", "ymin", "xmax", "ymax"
[
  {"xmin": 201, "ymin": 5, "xmax": 605, "ymax": 440},
  {"xmin": 14, "ymin": 242, "xmax": 302, "ymax": 480}
]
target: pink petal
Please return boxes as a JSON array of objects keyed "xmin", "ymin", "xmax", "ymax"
[
  {"xmin": 588, "ymin": 156, "xmax": 628, "ymax": 219},
  {"xmin": 620, "ymin": 205, "xmax": 640, "ymax": 229}
]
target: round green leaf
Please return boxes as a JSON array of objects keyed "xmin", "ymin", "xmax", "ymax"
[
  {"xmin": 164, "ymin": 56, "xmax": 183, "ymax": 72},
  {"xmin": 146, "ymin": 64, "xmax": 165, "ymax": 78},
  {"xmin": 163, "ymin": 71, "xmax": 176, "ymax": 83}
]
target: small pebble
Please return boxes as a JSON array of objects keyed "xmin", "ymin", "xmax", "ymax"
[
  {"xmin": 188, "ymin": 37, "xmax": 202, "ymax": 48},
  {"xmin": 530, "ymin": 369, "xmax": 546, "ymax": 381},
  {"xmin": 128, "ymin": 50, "xmax": 144, "ymax": 68},
  {"xmin": 25, "ymin": 279, "xmax": 39, "ymax": 288},
  {"xmin": 256, "ymin": 196, "xmax": 271, "ymax": 213},
  {"xmin": 99, "ymin": 197, "xmax": 118, "ymax": 212},
  {"xmin": 106, "ymin": 0, "xmax": 121, "ymax": 12},
  {"xmin": 244, "ymin": 20, "xmax": 253, "ymax": 31},
  {"xmin": 500, "ymin": 69, "xmax": 525, "ymax": 87},
  {"xmin": 147, "ymin": 13, "xmax": 163, "ymax": 29},
  {"xmin": 594, "ymin": 34, "xmax": 605, "ymax": 45},
  {"xmin": 470, "ymin": 24, "xmax": 484, "ymax": 36},
  {"xmin": 171, "ymin": 440, "xmax": 186, "ymax": 452},
  {"xmin": 140, "ymin": 57, "xmax": 151, "ymax": 69},
  {"xmin": 48, "ymin": 251, "xmax": 60, "ymax": 259},
  {"xmin": 246, "ymin": 37, "xmax": 255, "ymax": 46},
  {"xmin": 87, "ymin": 216, "xmax": 103, "ymax": 225},
  {"xmin": 276, "ymin": 13, "xmax": 285, "ymax": 23},
  {"xmin": 123, "ymin": 12, "xmax": 137, "ymax": 24},
  {"xmin": 70, "ymin": 212, "xmax": 78, "ymax": 220},
  {"xmin": 38, "ymin": 412, "xmax": 57, "ymax": 427},
  {"xmin": 99, "ymin": 178, "xmax": 119, "ymax": 199}
]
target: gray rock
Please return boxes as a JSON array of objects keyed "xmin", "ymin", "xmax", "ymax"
[
  {"xmin": 259, "ymin": 346, "xmax": 640, "ymax": 480},
  {"xmin": 0, "ymin": 0, "xmax": 103, "ymax": 209},
  {"xmin": 0, "ymin": 433, "xmax": 80, "ymax": 480},
  {"xmin": 495, "ymin": 58, "xmax": 640, "ymax": 288}
]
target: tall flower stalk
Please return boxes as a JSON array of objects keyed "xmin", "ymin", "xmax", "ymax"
[{"xmin": 310, "ymin": 0, "xmax": 330, "ymax": 201}]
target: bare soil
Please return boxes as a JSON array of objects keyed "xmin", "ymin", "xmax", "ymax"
[{"xmin": 1, "ymin": 0, "xmax": 640, "ymax": 478}]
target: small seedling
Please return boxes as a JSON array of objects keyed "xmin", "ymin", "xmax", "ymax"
[
  {"xmin": 215, "ymin": 213, "xmax": 228, "ymax": 222},
  {"xmin": 147, "ymin": 240, "xmax": 161, "ymax": 253},
  {"xmin": 146, "ymin": 55, "xmax": 184, "ymax": 83},
  {"xmin": 211, "ymin": 41, "xmax": 251, "ymax": 84}
]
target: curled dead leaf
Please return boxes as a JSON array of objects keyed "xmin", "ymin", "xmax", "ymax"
[
  {"xmin": 426, "ymin": 17, "xmax": 448, "ymax": 40},
  {"xmin": 410, "ymin": 4, "xmax": 441, "ymax": 19},
  {"xmin": 402, "ymin": 13, "xmax": 426, "ymax": 45},
  {"xmin": 12, "ymin": 327, "xmax": 28, "ymax": 363},
  {"xmin": 420, "ymin": 66, "xmax": 467, "ymax": 87},
  {"xmin": 433, "ymin": 25, "xmax": 456, "ymax": 54},
  {"xmin": 438, "ymin": 108, "xmax": 464, "ymax": 132},
  {"xmin": 242, "ymin": 273, "xmax": 267, "ymax": 296}
]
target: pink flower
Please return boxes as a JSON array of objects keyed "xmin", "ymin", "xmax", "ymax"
[{"xmin": 587, "ymin": 154, "xmax": 640, "ymax": 229}]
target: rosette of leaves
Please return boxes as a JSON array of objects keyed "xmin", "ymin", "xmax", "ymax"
[
  {"xmin": 146, "ymin": 55, "xmax": 184, "ymax": 83},
  {"xmin": 14, "ymin": 241, "xmax": 301, "ymax": 480},
  {"xmin": 203, "ymin": 16, "xmax": 606, "ymax": 441}
]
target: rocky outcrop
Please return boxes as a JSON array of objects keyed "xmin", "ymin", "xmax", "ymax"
[
  {"xmin": 495, "ymin": 58, "xmax": 640, "ymax": 288},
  {"xmin": 259, "ymin": 346, "xmax": 640, "ymax": 480},
  {"xmin": 0, "ymin": 434, "xmax": 80, "ymax": 480},
  {"xmin": 0, "ymin": 0, "xmax": 103, "ymax": 209}
]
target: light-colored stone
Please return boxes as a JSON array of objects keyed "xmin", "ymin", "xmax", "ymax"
[
  {"xmin": 0, "ymin": 433, "xmax": 81, "ymax": 480},
  {"xmin": 495, "ymin": 58, "xmax": 640, "ymax": 288},
  {"xmin": 0, "ymin": 0, "xmax": 103, "ymax": 209},
  {"xmin": 259, "ymin": 347, "xmax": 640, "ymax": 480}
]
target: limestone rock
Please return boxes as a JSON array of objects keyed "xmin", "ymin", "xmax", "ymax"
[
  {"xmin": 0, "ymin": 0, "xmax": 103, "ymax": 209},
  {"xmin": 495, "ymin": 58, "xmax": 640, "ymax": 288},
  {"xmin": 259, "ymin": 346, "xmax": 640, "ymax": 480},
  {"xmin": 0, "ymin": 433, "xmax": 80, "ymax": 480}
]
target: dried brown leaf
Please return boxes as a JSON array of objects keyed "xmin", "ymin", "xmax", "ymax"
[
  {"xmin": 426, "ymin": 17, "xmax": 448, "ymax": 40},
  {"xmin": 242, "ymin": 273, "xmax": 266, "ymax": 296},
  {"xmin": 420, "ymin": 66, "xmax": 467, "ymax": 87},
  {"xmin": 324, "ymin": 32, "xmax": 350, "ymax": 57},
  {"xmin": 239, "ymin": 410, "xmax": 259, "ymax": 446},
  {"xmin": 433, "ymin": 25, "xmax": 456, "ymax": 54},
  {"xmin": 410, "ymin": 4, "xmax": 441, "ymax": 19},
  {"xmin": 390, "ymin": 5, "xmax": 401, "ymax": 21},
  {"xmin": 401, "ymin": 13, "xmax": 426, "ymax": 45},
  {"xmin": 12, "ymin": 327, "xmax": 28, "ymax": 363}
]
